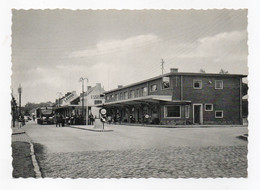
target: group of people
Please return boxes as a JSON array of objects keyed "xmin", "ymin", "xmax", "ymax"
[
  {"xmin": 54, "ymin": 113, "xmax": 95, "ymax": 126},
  {"xmin": 18, "ymin": 115, "xmax": 25, "ymax": 128},
  {"xmin": 106, "ymin": 113, "xmax": 121, "ymax": 125}
]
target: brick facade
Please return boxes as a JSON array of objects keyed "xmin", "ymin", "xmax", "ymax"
[{"xmin": 102, "ymin": 72, "xmax": 245, "ymax": 125}]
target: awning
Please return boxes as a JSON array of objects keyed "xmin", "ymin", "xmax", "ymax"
[
  {"xmin": 96, "ymin": 95, "xmax": 191, "ymax": 107},
  {"xmin": 54, "ymin": 105, "xmax": 83, "ymax": 110}
]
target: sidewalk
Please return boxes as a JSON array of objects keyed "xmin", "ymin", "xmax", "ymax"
[
  {"xmin": 103, "ymin": 122, "xmax": 247, "ymax": 128},
  {"xmin": 11, "ymin": 121, "xmax": 31, "ymax": 143},
  {"xmin": 67, "ymin": 124, "xmax": 113, "ymax": 132}
]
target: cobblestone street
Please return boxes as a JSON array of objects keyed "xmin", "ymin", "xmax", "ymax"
[
  {"xmin": 36, "ymin": 145, "xmax": 247, "ymax": 178},
  {"xmin": 23, "ymin": 122, "xmax": 248, "ymax": 178}
]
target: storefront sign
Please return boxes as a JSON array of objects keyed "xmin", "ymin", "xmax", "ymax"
[{"xmin": 100, "ymin": 108, "xmax": 107, "ymax": 115}]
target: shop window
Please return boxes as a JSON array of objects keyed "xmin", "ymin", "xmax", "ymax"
[
  {"xmin": 205, "ymin": 104, "xmax": 213, "ymax": 111},
  {"xmin": 165, "ymin": 105, "xmax": 181, "ymax": 118},
  {"xmin": 193, "ymin": 80, "xmax": 202, "ymax": 89},
  {"xmin": 215, "ymin": 110, "xmax": 223, "ymax": 118},
  {"xmin": 215, "ymin": 80, "xmax": 223, "ymax": 89},
  {"xmin": 185, "ymin": 105, "xmax": 190, "ymax": 118}
]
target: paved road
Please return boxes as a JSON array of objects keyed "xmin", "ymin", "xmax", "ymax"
[
  {"xmin": 23, "ymin": 121, "xmax": 248, "ymax": 178},
  {"xmin": 24, "ymin": 122, "xmax": 247, "ymax": 153}
]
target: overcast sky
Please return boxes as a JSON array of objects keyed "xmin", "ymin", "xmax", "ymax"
[{"xmin": 11, "ymin": 9, "xmax": 248, "ymax": 105}]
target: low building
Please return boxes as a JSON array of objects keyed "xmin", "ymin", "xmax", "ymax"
[{"xmin": 101, "ymin": 69, "xmax": 247, "ymax": 125}]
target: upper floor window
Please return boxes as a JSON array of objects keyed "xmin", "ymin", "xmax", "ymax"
[
  {"xmin": 110, "ymin": 95, "xmax": 113, "ymax": 101},
  {"xmin": 130, "ymin": 90, "xmax": 135, "ymax": 98},
  {"xmin": 193, "ymin": 80, "xmax": 202, "ymax": 89},
  {"xmin": 205, "ymin": 104, "xmax": 213, "ymax": 111},
  {"xmin": 150, "ymin": 84, "xmax": 158, "ymax": 92},
  {"xmin": 115, "ymin": 94, "xmax": 119, "ymax": 101},
  {"xmin": 142, "ymin": 87, "xmax": 148, "ymax": 96},
  {"xmin": 215, "ymin": 80, "xmax": 223, "ymax": 89},
  {"xmin": 162, "ymin": 77, "xmax": 170, "ymax": 89},
  {"xmin": 136, "ymin": 89, "xmax": 140, "ymax": 97},
  {"xmin": 119, "ymin": 93, "xmax": 123, "ymax": 100},
  {"xmin": 124, "ymin": 91, "xmax": 128, "ymax": 99}
]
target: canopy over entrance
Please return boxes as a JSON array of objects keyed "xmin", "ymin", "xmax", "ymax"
[{"xmin": 97, "ymin": 95, "xmax": 191, "ymax": 107}]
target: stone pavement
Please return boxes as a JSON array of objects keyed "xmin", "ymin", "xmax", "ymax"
[
  {"xmin": 36, "ymin": 145, "xmax": 247, "ymax": 178},
  {"xmin": 11, "ymin": 122, "xmax": 31, "ymax": 143}
]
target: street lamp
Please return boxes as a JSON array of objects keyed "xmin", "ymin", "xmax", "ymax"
[
  {"xmin": 56, "ymin": 92, "xmax": 63, "ymax": 107},
  {"xmin": 79, "ymin": 77, "xmax": 88, "ymax": 125},
  {"xmin": 17, "ymin": 84, "xmax": 22, "ymax": 117}
]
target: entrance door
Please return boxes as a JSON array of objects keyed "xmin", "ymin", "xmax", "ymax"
[{"xmin": 193, "ymin": 104, "xmax": 202, "ymax": 124}]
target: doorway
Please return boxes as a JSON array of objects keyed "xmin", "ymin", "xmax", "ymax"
[{"xmin": 193, "ymin": 104, "xmax": 203, "ymax": 124}]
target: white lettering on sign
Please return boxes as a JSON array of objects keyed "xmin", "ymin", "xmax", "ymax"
[{"xmin": 64, "ymin": 93, "xmax": 76, "ymax": 103}]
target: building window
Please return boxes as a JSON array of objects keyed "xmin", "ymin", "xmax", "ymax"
[
  {"xmin": 106, "ymin": 96, "xmax": 109, "ymax": 101},
  {"xmin": 215, "ymin": 80, "xmax": 223, "ymax": 89},
  {"xmin": 193, "ymin": 80, "xmax": 202, "ymax": 89},
  {"xmin": 130, "ymin": 90, "xmax": 135, "ymax": 98},
  {"xmin": 165, "ymin": 105, "xmax": 181, "ymax": 118},
  {"xmin": 119, "ymin": 93, "xmax": 123, "ymax": 100},
  {"xmin": 215, "ymin": 110, "xmax": 223, "ymax": 118},
  {"xmin": 136, "ymin": 89, "xmax": 139, "ymax": 97},
  {"xmin": 110, "ymin": 95, "xmax": 114, "ymax": 101},
  {"xmin": 150, "ymin": 84, "xmax": 158, "ymax": 92},
  {"xmin": 115, "ymin": 94, "xmax": 119, "ymax": 101},
  {"xmin": 162, "ymin": 77, "xmax": 170, "ymax": 89},
  {"xmin": 124, "ymin": 91, "xmax": 128, "ymax": 99},
  {"xmin": 185, "ymin": 105, "xmax": 190, "ymax": 118},
  {"xmin": 205, "ymin": 104, "xmax": 213, "ymax": 111},
  {"xmin": 142, "ymin": 87, "xmax": 148, "ymax": 96}
]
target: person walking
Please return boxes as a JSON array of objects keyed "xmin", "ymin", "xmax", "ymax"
[
  {"xmin": 18, "ymin": 115, "xmax": 23, "ymax": 128},
  {"xmin": 89, "ymin": 113, "xmax": 94, "ymax": 125}
]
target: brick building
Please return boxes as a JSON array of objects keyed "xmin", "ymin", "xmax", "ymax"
[{"xmin": 101, "ymin": 69, "xmax": 246, "ymax": 125}]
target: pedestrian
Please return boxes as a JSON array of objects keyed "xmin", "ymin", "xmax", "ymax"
[
  {"xmin": 18, "ymin": 115, "xmax": 23, "ymax": 128},
  {"xmin": 89, "ymin": 113, "xmax": 94, "ymax": 125}
]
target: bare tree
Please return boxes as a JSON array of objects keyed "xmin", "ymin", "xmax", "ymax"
[
  {"xmin": 199, "ymin": 69, "xmax": 206, "ymax": 73},
  {"xmin": 219, "ymin": 68, "xmax": 229, "ymax": 74}
]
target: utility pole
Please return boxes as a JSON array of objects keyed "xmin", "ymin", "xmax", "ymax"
[
  {"xmin": 56, "ymin": 92, "xmax": 63, "ymax": 107},
  {"xmin": 18, "ymin": 84, "xmax": 22, "ymax": 117},
  {"xmin": 161, "ymin": 59, "xmax": 165, "ymax": 75},
  {"xmin": 79, "ymin": 77, "xmax": 88, "ymax": 125}
]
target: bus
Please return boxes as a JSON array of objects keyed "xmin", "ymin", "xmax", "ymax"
[{"xmin": 36, "ymin": 107, "xmax": 54, "ymax": 125}]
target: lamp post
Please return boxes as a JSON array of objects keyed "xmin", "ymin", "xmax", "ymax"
[
  {"xmin": 79, "ymin": 77, "xmax": 88, "ymax": 125},
  {"xmin": 17, "ymin": 84, "xmax": 22, "ymax": 117},
  {"xmin": 56, "ymin": 92, "xmax": 63, "ymax": 107}
]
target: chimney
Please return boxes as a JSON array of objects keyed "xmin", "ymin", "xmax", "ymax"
[
  {"xmin": 118, "ymin": 85, "xmax": 123, "ymax": 89},
  {"xmin": 170, "ymin": 68, "xmax": 178, "ymax": 73}
]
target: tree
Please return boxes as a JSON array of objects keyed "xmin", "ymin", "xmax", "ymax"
[
  {"xmin": 219, "ymin": 69, "xmax": 229, "ymax": 74},
  {"xmin": 199, "ymin": 69, "xmax": 206, "ymax": 73}
]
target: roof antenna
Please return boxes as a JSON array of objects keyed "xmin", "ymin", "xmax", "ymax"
[{"xmin": 161, "ymin": 58, "xmax": 164, "ymax": 75}]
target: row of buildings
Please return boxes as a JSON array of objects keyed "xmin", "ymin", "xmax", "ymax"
[{"xmin": 55, "ymin": 68, "xmax": 247, "ymax": 125}]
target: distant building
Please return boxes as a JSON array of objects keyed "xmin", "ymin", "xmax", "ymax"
[
  {"xmin": 55, "ymin": 83, "xmax": 105, "ymax": 124},
  {"xmin": 100, "ymin": 68, "xmax": 246, "ymax": 125}
]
